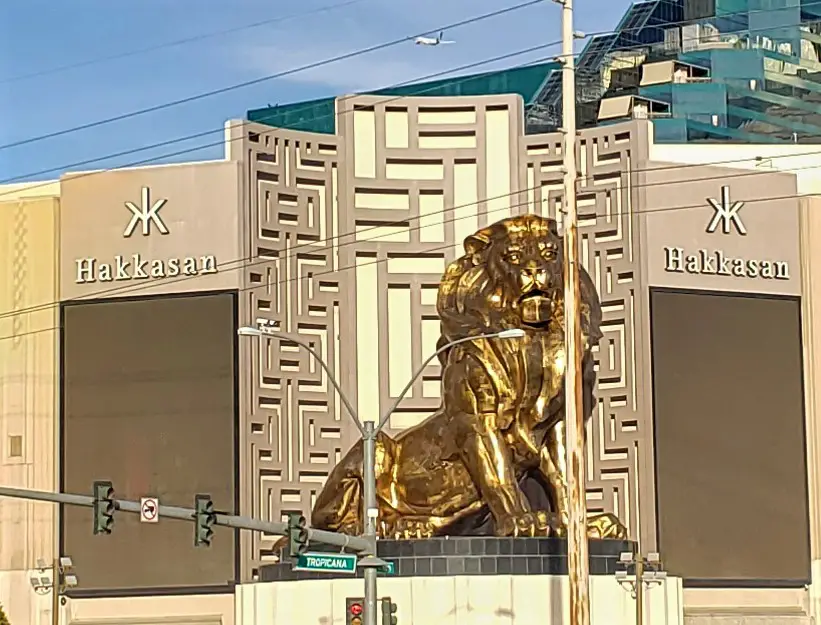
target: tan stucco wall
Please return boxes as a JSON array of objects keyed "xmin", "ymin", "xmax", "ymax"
[
  {"xmin": 640, "ymin": 161, "xmax": 801, "ymax": 296},
  {"xmin": 236, "ymin": 575, "xmax": 684, "ymax": 625},
  {"xmin": 800, "ymin": 194, "xmax": 821, "ymax": 620},
  {"xmin": 0, "ymin": 194, "xmax": 60, "ymax": 624},
  {"xmin": 66, "ymin": 593, "xmax": 234, "ymax": 625},
  {"xmin": 59, "ymin": 161, "xmax": 244, "ymax": 301}
]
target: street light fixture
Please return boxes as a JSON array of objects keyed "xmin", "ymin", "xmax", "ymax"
[
  {"xmin": 615, "ymin": 551, "xmax": 667, "ymax": 625},
  {"xmin": 29, "ymin": 556, "xmax": 78, "ymax": 625},
  {"xmin": 239, "ymin": 319, "xmax": 525, "ymax": 625}
]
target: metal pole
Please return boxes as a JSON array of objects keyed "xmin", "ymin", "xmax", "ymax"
[
  {"xmin": 635, "ymin": 557, "xmax": 645, "ymax": 625},
  {"xmin": 362, "ymin": 421, "xmax": 378, "ymax": 625},
  {"xmin": 560, "ymin": 0, "xmax": 590, "ymax": 623},
  {"xmin": 51, "ymin": 558, "xmax": 60, "ymax": 625}
]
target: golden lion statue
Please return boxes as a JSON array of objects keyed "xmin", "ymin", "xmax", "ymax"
[{"xmin": 310, "ymin": 214, "xmax": 627, "ymax": 539}]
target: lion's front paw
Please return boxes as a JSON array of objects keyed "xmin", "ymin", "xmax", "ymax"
[
  {"xmin": 495, "ymin": 511, "xmax": 563, "ymax": 537},
  {"xmin": 390, "ymin": 518, "xmax": 436, "ymax": 540},
  {"xmin": 587, "ymin": 512, "xmax": 628, "ymax": 540}
]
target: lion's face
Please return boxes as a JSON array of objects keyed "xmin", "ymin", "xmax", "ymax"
[{"xmin": 464, "ymin": 215, "xmax": 564, "ymax": 331}]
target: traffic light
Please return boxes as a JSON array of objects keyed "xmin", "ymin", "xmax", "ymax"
[
  {"xmin": 381, "ymin": 597, "xmax": 398, "ymax": 625},
  {"xmin": 346, "ymin": 598, "xmax": 364, "ymax": 625},
  {"xmin": 92, "ymin": 480, "xmax": 115, "ymax": 535},
  {"xmin": 194, "ymin": 494, "xmax": 216, "ymax": 547},
  {"xmin": 287, "ymin": 513, "xmax": 308, "ymax": 557}
]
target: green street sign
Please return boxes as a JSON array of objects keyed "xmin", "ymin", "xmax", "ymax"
[
  {"xmin": 294, "ymin": 552, "xmax": 358, "ymax": 574},
  {"xmin": 378, "ymin": 561, "xmax": 396, "ymax": 575}
]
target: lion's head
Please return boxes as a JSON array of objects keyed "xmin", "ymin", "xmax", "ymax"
[{"xmin": 437, "ymin": 214, "xmax": 602, "ymax": 345}]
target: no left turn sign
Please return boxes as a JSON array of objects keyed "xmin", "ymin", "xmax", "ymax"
[{"xmin": 140, "ymin": 497, "xmax": 159, "ymax": 523}]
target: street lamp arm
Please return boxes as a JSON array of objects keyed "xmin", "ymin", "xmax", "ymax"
[
  {"xmin": 374, "ymin": 330, "xmax": 520, "ymax": 435},
  {"xmin": 265, "ymin": 330, "xmax": 365, "ymax": 437}
]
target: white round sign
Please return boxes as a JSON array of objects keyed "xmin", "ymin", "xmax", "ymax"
[{"xmin": 140, "ymin": 497, "xmax": 159, "ymax": 523}]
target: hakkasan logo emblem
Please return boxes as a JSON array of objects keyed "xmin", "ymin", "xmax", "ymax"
[
  {"xmin": 74, "ymin": 186, "xmax": 218, "ymax": 284},
  {"xmin": 662, "ymin": 186, "xmax": 790, "ymax": 282}
]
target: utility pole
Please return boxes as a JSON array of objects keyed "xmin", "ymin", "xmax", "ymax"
[
  {"xmin": 362, "ymin": 421, "xmax": 378, "ymax": 625},
  {"xmin": 558, "ymin": 0, "xmax": 589, "ymax": 623}
]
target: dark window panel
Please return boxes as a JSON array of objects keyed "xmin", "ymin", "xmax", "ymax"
[
  {"xmin": 60, "ymin": 292, "xmax": 237, "ymax": 593},
  {"xmin": 651, "ymin": 289, "xmax": 809, "ymax": 584}
]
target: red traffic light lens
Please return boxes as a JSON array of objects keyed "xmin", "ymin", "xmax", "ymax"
[{"xmin": 350, "ymin": 603, "xmax": 363, "ymax": 616}]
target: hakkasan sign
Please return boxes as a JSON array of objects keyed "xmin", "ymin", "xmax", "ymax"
[
  {"xmin": 73, "ymin": 186, "xmax": 219, "ymax": 285},
  {"xmin": 662, "ymin": 186, "xmax": 790, "ymax": 282}
]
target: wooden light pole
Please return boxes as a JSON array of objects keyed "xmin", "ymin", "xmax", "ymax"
[{"xmin": 559, "ymin": 0, "xmax": 590, "ymax": 623}]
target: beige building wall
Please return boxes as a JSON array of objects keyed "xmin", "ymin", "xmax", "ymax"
[
  {"xmin": 0, "ymin": 188, "xmax": 61, "ymax": 625},
  {"xmin": 800, "ymin": 193, "xmax": 821, "ymax": 621},
  {"xmin": 59, "ymin": 161, "xmax": 244, "ymax": 302},
  {"xmin": 648, "ymin": 142, "xmax": 821, "ymax": 195},
  {"xmin": 65, "ymin": 593, "xmax": 234, "ymax": 625},
  {"xmin": 640, "ymin": 162, "xmax": 801, "ymax": 296}
]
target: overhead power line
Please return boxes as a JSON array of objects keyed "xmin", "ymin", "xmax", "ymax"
[
  {"xmin": 0, "ymin": 0, "xmax": 545, "ymax": 153},
  {"xmin": 0, "ymin": 0, "xmax": 371, "ymax": 84},
  {"xmin": 0, "ymin": 42, "xmax": 562, "ymax": 188}
]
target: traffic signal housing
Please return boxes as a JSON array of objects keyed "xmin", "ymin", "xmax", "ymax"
[
  {"xmin": 381, "ymin": 597, "xmax": 398, "ymax": 625},
  {"xmin": 194, "ymin": 494, "xmax": 216, "ymax": 547},
  {"xmin": 346, "ymin": 598, "xmax": 364, "ymax": 625},
  {"xmin": 287, "ymin": 513, "xmax": 308, "ymax": 557},
  {"xmin": 92, "ymin": 481, "xmax": 115, "ymax": 535}
]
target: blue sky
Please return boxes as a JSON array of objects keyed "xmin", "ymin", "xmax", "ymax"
[{"xmin": 0, "ymin": 0, "xmax": 633, "ymax": 182}]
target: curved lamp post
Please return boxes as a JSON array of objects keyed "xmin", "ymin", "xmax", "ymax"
[{"xmin": 238, "ymin": 319, "xmax": 524, "ymax": 625}]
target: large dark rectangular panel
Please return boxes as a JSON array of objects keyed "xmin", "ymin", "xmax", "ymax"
[
  {"xmin": 60, "ymin": 292, "xmax": 237, "ymax": 593},
  {"xmin": 651, "ymin": 289, "xmax": 809, "ymax": 584}
]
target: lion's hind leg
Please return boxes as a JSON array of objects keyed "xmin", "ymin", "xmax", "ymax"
[
  {"xmin": 311, "ymin": 443, "xmax": 366, "ymax": 536},
  {"xmin": 313, "ymin": 474, "xmax": 364, "ymax": 536}
]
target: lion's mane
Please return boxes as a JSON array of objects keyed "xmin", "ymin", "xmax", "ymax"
[{"xmin": 434, "ymin": 215, "xmax": 603, "ymax": 362}]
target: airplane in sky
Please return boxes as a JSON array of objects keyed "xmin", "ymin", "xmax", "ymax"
[{"xmin": 414, "ymin": 31, "xmax": 455, "ymax": 46}]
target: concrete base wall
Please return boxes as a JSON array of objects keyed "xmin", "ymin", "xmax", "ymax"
[
  {"xmin": 6, "ymin": 577, "xmax": 816, "ymax": 625},
  {"xmin": 0, "ymin": 570, "xmax": 54, "ymax": 625},
  {"xmin": 236, "ymin": 575, "xmax": 685, "ymax": 625},
  {"xmin": 685, "ymin": 616, "xmax": 811, "ymax": 625},
  {"xmin": 66, "ymin": 594, "xmax": 234, "ymax": 625}
]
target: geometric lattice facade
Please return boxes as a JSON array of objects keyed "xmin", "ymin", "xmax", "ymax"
[
  {"xmin": 234, "ymin": 97, "xmax": 653, "ymax": 580},
  {"xmin": 523, "ymin": 125, "xmax": 651, "ymax": 548}
]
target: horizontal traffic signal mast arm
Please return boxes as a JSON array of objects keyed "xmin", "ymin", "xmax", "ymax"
[{"xmin": 0, "ymin": 485, "xmax": 372, "ymax": 554}]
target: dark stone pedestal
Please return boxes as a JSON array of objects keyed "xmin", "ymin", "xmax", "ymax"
[{"xmin": 258, "ymin": 537, "xmax": 637, "ymax": 582}]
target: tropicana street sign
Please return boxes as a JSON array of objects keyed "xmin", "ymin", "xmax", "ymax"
[{"xmin": 294, "ymin": 552, "xmax": 358, "ymax": 574}]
